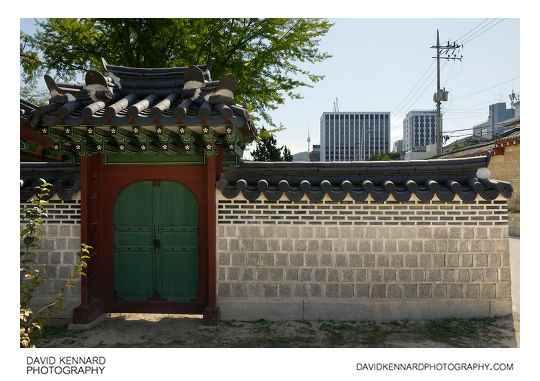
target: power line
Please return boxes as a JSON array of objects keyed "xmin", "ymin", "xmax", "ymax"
[
  {"xmin": 443, "ymin": 108, "xmax": 487, "ymax": 111},
  {"xmin": 442, "ymin": 127, "xmax": 476, "ymax": 133},
  {"xmin": 457, "ymin": 19, "xmax": 498, "ymax": 44},
  {"xmin": 447, "ymin": 95, "xmax": 515, "ymax": 109},
  {"xmin": 451, "ymin": 76, "xmax": 520, "ymax": 101},
  {"xmin": 395, "ymin": 60, "xmax": 449, "ymax": 119},
  {"xmin": 442, "ymin": 52, "xmax": 464, "ymax": 88},
  {"xmin": 454, "ymin": 19, "xmax": 490, "ymax": 42},
  {"xmin": 444, "ymin": 133, "xmax": 481, "ymax": 138},
  {"xmin": 391, "ymin": 60, "xmax": 435, "ymax": 115},
  {"xmin": 444, "ymin": 115, "xmax": 488, "ymax": 120},
  {"xmin": 443, "ymin": 109, "xmax": 487, "ymax": 113},
  {"xmin": 461, "ymin": 19, "xmax": 506, "ymax": 45},
  {"xmin": 393, "ymin": 62, "xmax": 439, "ymax": 118}
]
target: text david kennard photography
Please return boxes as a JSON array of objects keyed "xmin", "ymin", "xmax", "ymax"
[{"xmin": 26, "ymin": 356, "xmax": 106, "ymax": 375}]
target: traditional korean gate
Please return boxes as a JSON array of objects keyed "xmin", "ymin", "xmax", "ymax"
[{"xmin": 113, "ymin": 180, "xmax": 199, "ymax": 301}]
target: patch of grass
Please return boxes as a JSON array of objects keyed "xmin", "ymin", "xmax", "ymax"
[
  {"xmin": 360, "ymin": 330, "xmax": 392, "ymax": 347},
  {"xmin": 333, "ymin": 323, "xmax": 354, "ymax": 331},
  {"xmin": 35, "ymin": 326, "xmax": 85, "ymax": 346},
  {"xmin": 413, "ymin": 317, "xmax": 503, "ymax": 347},
  {"xmin": 34, "ymin": 315, "xmax": 515, "ymax": 348},
  {"xmin": 163, "ymin": 339, "xmax": 185, "ymax": 346},
  {"xmin": 236, "ymin": 335, "xmax": 316, "ymax": 348},
  {"xmin": 249, "ymin": 322, "xmax": 273, "ymax": 335}
]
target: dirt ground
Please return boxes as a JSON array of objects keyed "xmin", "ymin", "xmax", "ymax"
[{"xmin": 35, "ymin": 312, "xmax": 519, "ymax": 348}]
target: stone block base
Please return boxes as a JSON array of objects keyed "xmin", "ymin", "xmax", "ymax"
[
  {"xmin": 217, "ymin": 298, "xmax": 512, "ymax": 321},
  {"xmin": 28, "ymin": 296, "xmax": 81, "ymax": 326},
  {"xmin": 203, "ymin": 306, "xmax": 220, "ymax": 325},
  {"xmin": 67, "ymin": 313, "xmax": 107, "ymax": 331},
  {"xmin": 509, "ymin": 213, "xmax": 520, "ymax": 237}
]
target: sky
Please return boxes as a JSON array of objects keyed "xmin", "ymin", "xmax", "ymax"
[
  {"xmin": 265, "ymin": 18, "xmax": 520, "ymax": 155},
  {"xmin": 19, "ymin": 18, "xmax": 519, "ymax": 157}
]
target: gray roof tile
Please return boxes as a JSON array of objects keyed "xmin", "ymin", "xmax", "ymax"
[{"xmin": 217, "ymin": 156, "xmax": 513, "ymax": 203}]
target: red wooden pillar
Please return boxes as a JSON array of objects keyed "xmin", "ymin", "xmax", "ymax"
[
  {"xmin": 73, "ymin": 154, "xmax": 105, "ymax": 323},
  {"xmin": 203, "ymin": 153, "xmax": 220, "ymax": 325}
]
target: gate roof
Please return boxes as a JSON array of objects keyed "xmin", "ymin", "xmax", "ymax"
[{"xmin": 21, "ymin": 58, "xmax": 256, "ymax": 161}]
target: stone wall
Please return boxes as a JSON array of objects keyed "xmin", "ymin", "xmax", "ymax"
[
  {"xmin": 508, "ymin": 213, "xmax": 520, "ymax": 237},
  {"xmin": 216, "ymin": 194, "xmax": 511, "ymax": 321},
  {"xmin": 489, "ymin": 144, "xmax": 519, "ymax": 210},
  {"xmin": 489, "ymin": 144, "xmax": 519, "ymax": 236},
  {"xmin": 20, "ymin": 193, "xmax": 82, "ymax": 324}
]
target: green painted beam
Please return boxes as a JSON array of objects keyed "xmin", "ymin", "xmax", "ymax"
[
  {"xmin": 96, "ymin": 142, "xmax": 121, "ymax": 153},
  {"xmin": 133, "ymin": 126, "xmax": 164, "ymax": 152},
  {"xmin": 160, "ymin": 141, "xmax": 179, "ymax": 154},
  {"xmin": 44, "ymin": 126, "xmax": 71, "ymax": 141},
  {"xmin": 178, "ymin": 126, "xmax": 201, "ymax": 145},
  {"xmin": 182, "ymin": 141, "xmax": 201, "ymax": 156},
  {"xmin": 202, "ymin": 126, "xmax": 219, "ymax": 144},
  {"xmin": 139, "ymin": 141, "xmax": 161, "ymax": 153},
  {"xmin": 110, "ymin": 126, "xmax": 139, "ymax": 147},
  {"xmin": 204, "ymin": 142, "xmax": 218, "ymax": 158},
  {"xmin": 225, "ymin": 140, "xmax": 245, "ymax": 158},
  {"xmin": 156, "ymin": 126, "xmax": 184, "ymax": 147},
  {"xmin": 117, "ymin": 142, "xmax": 140, "ymax": 154},
  {"xmin": 35, "ymin": 121, "xmax": 250, "ymax": 163}
]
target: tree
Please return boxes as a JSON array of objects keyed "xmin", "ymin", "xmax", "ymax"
[
  {"xmin": 20, "ymin": 30, "xmax": 49, "ymax": 106},
  {"xmin": 282, "ymin": 146, "xmax": 293, "ymax": 161},
  {"xmin": 367, "ymin": 151, "xmax": 401, "ymax": 161},
  {"xmin": 20, "ymin": 18, "xmax": 332, "ymax": 125},
  {"xmin": 20, "ymin": 80, "xmax": 49, "ymax": 106},
  {"xmin": 250, "ymin": 127, "xmax": 292, "ymax": 162}
]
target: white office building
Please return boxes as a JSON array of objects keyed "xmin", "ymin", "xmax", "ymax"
[
  {"xmin": 320, "ymin": 112, "xmax": 390, "ymax": 161},
  {"xmin": 403, "ymin": 110, "xmax": 437, "ymax": 153}
]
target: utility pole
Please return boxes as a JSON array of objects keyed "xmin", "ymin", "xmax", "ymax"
[{"xmin": 431, "ymin": 30, "xmax": 462, "ymax": 155}]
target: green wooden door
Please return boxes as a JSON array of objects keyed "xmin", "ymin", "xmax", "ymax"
[{"xmin": 114, "ymin": 180, "xmax": 199, "ymax": 301}]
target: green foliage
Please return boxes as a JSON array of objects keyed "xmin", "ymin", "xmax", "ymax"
[
  {"xmin": 20, "ymin": 18, "xmax": 332, "ymax": 125},
  {"xmin": 20, "ymin": 31, "xmax": 42, "ymax": 81},
  {"xmin": 450, "ymin": 139, "xmax": 480, "ymax": 152},
  {"xmin": 282, "ymin": 146, "xmax": 293, "ymax": 161},
  {"xmin": 366, "ymin": 151, "xmax": 401, "ymax": 161},
  {"xmin": 20, "ymin": 179, "xmax": 92, "ymax": 348},
  {"xmin": 20, "ymin": 79, "xmax": 49, "ymax": 106},
  {"xmin": 250, "ymin": 127, "xmax": 292, "ymax": 161}
]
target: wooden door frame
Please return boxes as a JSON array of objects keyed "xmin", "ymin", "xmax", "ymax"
[{"xmin": 74, "ymin": 153, "xmax": 221, "ymax": 324}]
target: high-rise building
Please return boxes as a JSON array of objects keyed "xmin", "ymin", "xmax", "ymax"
[
  {"xmin": 472, "ymin": 102, "xmax": 515, "ymax": 139},
  {"xmin": 309, "ymin": 144, "xmax": 320, "ymax": 162},
  {"xmin": 320, "ymin": 112, "xmax": 390, "ymax": 161},
  {"xmin": 403, "ymin": 110, "xmax": 437, "ymax": 153},
  {"xmin": 393, "ymin": 139, "xmax": 403, "ymax": 154}
]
